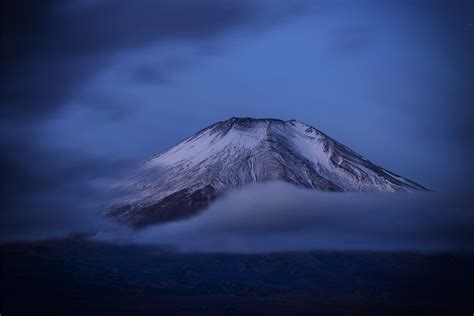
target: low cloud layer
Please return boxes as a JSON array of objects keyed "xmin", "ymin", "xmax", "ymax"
[
  {"xmin": 94, "ymin": 182, "xmax": 474, "ymax": 253},
  {"xmin": 2, "ymin": 181, "xmax": 473, "ymax": 253}
]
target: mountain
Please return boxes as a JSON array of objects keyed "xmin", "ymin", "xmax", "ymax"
[{"xmin": 106, "ymin": 117, "xmax": 427, "ymax": 227}]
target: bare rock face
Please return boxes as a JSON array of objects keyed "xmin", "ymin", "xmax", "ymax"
[{"xmin": 106, "ymin": 117, "xmax": 427, "ymax": 227}]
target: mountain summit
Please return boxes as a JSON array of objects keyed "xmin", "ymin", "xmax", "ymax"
[{"xmin": 106, "ymin": 117, "xmax": 427, "ymax": 227}]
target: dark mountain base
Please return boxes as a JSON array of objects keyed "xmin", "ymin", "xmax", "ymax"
[
  {"xmin": 108, "ymin": 185, "xmax": 217, "ymax": 228},
  {"xmin": 1, "ymin": 237, "xmax": 473, "ymax": 315}
]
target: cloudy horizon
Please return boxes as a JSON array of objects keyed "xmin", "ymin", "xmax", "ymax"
[{"xmin": 1, "ymin": 0, "xmax": 472, "ymax": 245}]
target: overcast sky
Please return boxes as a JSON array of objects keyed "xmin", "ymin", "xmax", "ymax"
[{"xmin": 1, "ymin": 0, "xmax": 473, "ymax": 239}]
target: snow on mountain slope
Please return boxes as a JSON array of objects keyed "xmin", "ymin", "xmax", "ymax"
[{"xmin": 106, "ymin": 117, "xmax": 427, "ymax": 227}]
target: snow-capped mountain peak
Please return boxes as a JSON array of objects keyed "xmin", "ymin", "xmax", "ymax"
[{"xmin": 106, "ymin": 117, "xmax": 427, "ymax": 227}]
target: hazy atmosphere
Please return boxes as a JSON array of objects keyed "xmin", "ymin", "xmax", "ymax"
[
  {"xmin": 2, "ymin": 1, "xmax": 474, "ymax": 315},
  {"xmin": 1, "ymin": 0, "xmax": 473, "ymax": 247},
  {"xmin": 92, "ymin": 183, "xmax": 472, "ymax": 253}
]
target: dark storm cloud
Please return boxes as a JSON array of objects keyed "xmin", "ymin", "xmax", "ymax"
[
  {"xmin": 0, "ymin": 0, "xmax": 299, "ymax": 206},
  {"xmin": 0, "ymin": 137, "xmax": 129, "ymax": 241},
  {"xmin": 0, "ymin": 136, "xmax": 131, "ymax": 219},
  {"xmin": 0, "ymin": 0, "xmax": 261, "ymax": 120},
  {"xmin": 0, "ymin": 0, "xmax": 311, "ymax": 240},
  {"xmin": 0, "ymin": 139, "xmax": 127, "ymax": 197}
]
